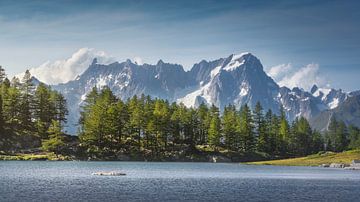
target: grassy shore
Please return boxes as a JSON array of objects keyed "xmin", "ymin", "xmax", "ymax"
[
  {"xmin": 247, "ymin": 150, "xmax": 360, "ymax": 166},
  {"xmin": 0, "ymin": 152, "xmax": 72, "ymax": 161}
]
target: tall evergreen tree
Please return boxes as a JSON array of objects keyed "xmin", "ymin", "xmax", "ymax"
[
  {"xmin": 278, "ymin": 106, "xmax": 290, "ymax": 155},
  {"xmin": 238, "ymin": 104, "xmax": 255, "ymax": 152},
  {"xmin": 19, "ymin": 70, "xmax": 35, "ymax": 132},
  {"xmin": 208, "ymin": 105, "xmax": 221, "ymax": 148},
  {"xmin": 42, "ymin": 120, "xmax": 65, "ymax": 155},
  {"xmin": 253, "ymin": 102, "xmax": 266, "ymax": 152},
  {"xmin": 222, "ymin": 105, "xmax": 238, "ymax": 150}
]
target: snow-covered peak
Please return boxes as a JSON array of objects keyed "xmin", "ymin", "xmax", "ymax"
[
  {"xmin": 311, "ymin": 86, "xmax": 348, "ymax": 109},
  {"xmin": 222, "ymin": 52, "xmax": 259, "ymax": 72},
  {"xmin": 231, "ymin": 52, "xmax": 251, "ymax": 61},
  {"xmin": 312, "ymin": 87, "xmax": 332, "ymax": 100}
]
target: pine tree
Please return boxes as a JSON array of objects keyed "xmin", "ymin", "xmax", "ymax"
[
  {"xmin": 3, "ymin": 85, "xmax": 21, "ymax": 129},
  {"xmin": 278, "ymin": 106, "xmax": 290, "ymax": 155},
  {"xmin": 238, "ymin": 104, "xmax": 255, "ymax": 152},
  {"xmin": 42, "ymin": 120, "xmax": 65, "ymax": 155},
  {"xmin": 53, "ymin": 92, "xmax": 68, "ymax": 127},
  {"xmin": 34, "ymin": 83, "xmax": 54, "ymax": 138},
  {"xmin": 19, "ymin": 70, "xmax": 35, "ymax": 132},
  {"xmin": 208, "ymin": 105, "xmax": 221, "ymax": 148},
  {"xmin": 253, "ymin": 102, "xmax": 266, "ymax": 152},
  {"xmin": 290, "ymin": 117, "xmax": 313, "ymax": 156},
  {"xmin": 197, "ymin": 103, "xmax": 210, "ymax": 144},
  {"xmin": 327, "ymin": 116, "xmax": 348, "ymax": 152},
  {"xmin": 349, "ymin": 125, "xmax": 360, "ymax": 149},
  {"xmin": 79, "ymin": 87, "xmax": 98, "ymax": 127},
  {"xmin": 128, "ymin": 95, "xmax": 144, "ymax": 151},
  {"xmin": 222, "ymin": 105, "xmax": 238, "ymax": 150}
]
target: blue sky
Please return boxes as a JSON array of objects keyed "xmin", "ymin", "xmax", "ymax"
[{"xmin": 0, "ymin": 0, "xmax": 359, "ymax": 90}]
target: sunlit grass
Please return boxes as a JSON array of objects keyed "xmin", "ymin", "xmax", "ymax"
[
  {"xmin": 0, "ymin": 152, "xmax": 71, "ymax": 161},
  {"xmin": 247, "ymin": 150, "xmax": 360, "ymax": 166}
]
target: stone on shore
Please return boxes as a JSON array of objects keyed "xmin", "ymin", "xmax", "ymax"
[
  {"xmin": 92, "ymin": 171, "xmax": 126, "ymax": 176},
  {"xmin": 329, "ymin": 163, "xmax": 348, "ymax": 168},
  {"xmin": 344, "ymin": 160, "xmax": 360, "ymax": 170}
]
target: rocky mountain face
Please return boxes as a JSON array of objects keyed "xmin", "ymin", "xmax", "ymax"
[
  {"xmin": 311, "ymin": 94, "xmax": 360, "ymax": 132},
  {"xmin": 51, "ymin": 53, "xmax": 354, "ymax": 135}
]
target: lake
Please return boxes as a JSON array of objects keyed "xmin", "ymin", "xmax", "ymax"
[{"xmin": 0, "ymin": 161, "xmax": 359, "ymax": 201}]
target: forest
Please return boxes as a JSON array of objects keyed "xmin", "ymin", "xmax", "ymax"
[{"xmin": 0, "ymin": 66, "xmax": 359, "ymax": 161}]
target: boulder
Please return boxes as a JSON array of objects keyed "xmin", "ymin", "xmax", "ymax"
[
  {"xmin": 319, "ymin": 164, "xmax": 330, "ymax": 167},
  {"xmin": 329, "ymin": 163, "xmax": 346, "ymax": 168},
  {"xmin": 92, "ymin": 171, "xmax": 126, "ymax": 176},
  {"xmin": 351, "ymin": 160, "xmax": 360, "ymax": 167}
]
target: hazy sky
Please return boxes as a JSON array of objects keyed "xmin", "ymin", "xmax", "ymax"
[{"xmin": 0, "ymin": 0, "xmax": 359, "ymax": 90}]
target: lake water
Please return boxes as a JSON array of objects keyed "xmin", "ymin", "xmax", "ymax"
[{"xmin": 0, "ymin": 161, "xmax": 360, "ymax": 202}]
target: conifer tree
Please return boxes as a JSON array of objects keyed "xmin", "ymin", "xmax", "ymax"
[
  {"xmin": 208, "ymin": 105, "xmax": 221, "ymax": 148},
  {"xmin": 19, "ymin": 70, "xmax": 35, "ymax": 132},
  {"xmin": 253, "ymin": 102, "xmax": 266, "ymax": 152},
  {"xmin": 238, "ymin": 104, "xmax": 255, "ymax": 152},
  {"xmin": 42, "ymin": 120, "xmax": 65, "ymax": 155},
  {"xmin": 278, "ymin": 106, "xmax": 290, "ymax": 155},
  {"xmin": 222, "ymin": 105, "xmax": 238, "ymax": 150}
]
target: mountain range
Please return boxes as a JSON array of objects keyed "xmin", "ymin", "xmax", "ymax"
[{"xmin": 40, "ymin": 53, "xmax": 358, "ymax": 135}]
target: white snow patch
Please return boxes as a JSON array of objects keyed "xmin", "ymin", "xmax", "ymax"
[
  {"xmin": 328, "ymin": 98, "xmax": 339, "ymax": 109},
  {"xmin": 239, "ymin": 82, "xmax": 249, "ymax": 97},
  {"xmin": 224, "ymin": 60, "xmax": 244, "ymax": 71},
  {"xmin": 313, "ymin": 88, "xmax": 331, "ymax": 100},
  {"xmin": 240, "ymin": 87, "xmax": 248, "ymax": 96},
  {"xmin": 232, "ymin": 52, "xmax": 250, "ymax": 61},
  {"xmin": 210, "ymin": 66, "xmax": 222, "ymax": 78}
]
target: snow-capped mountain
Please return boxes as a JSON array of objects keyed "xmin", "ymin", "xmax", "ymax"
[
  {"xmin": 49, "ymin": 53, "xmax": 354, "ymax": 134},
  {"xmin": 178, "ymin": 53, "xmax": 279, "ymax": 111},
  {"xmin": 311, "ymin": 94, "xmax": 360, "ymax": 132},
  {"xmin": 311, "ymin": 85, "xmax": 348, "ymax": 109}
]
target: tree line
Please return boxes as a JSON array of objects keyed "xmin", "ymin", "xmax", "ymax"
[
  {"xmin": 1, "ymin": 65, "xmax": 360, "ymax": 160},
  {"xmin": 79, "ymin": 86, "xmax": 358, "ymax": 160},
  {"xmin": 0, "ymin": 66, "xmax": 68, "ymax": 151}
]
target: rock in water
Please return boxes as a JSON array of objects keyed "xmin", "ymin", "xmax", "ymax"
[{"xmin": 92, "ymin": 171, "xmax": 126, "ymax": 176}]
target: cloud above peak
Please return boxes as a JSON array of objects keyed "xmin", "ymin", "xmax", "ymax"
[
  {"xmin": 266, "ymin": 63, "xmax": 327, "ymax": 91},
  {"xmin": 26, "ymin": 48, "xmax": 116, "ymax": 85}
]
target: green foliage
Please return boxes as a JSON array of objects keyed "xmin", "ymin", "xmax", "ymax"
[
  {"xmin": 348, "ymin": 125, "xmax": 360, "ymax": 149},
  {"xmin": 0, "ymin": 66, "xmax": 354, "ymax": 161},
  {"xmin": 326, "ymin": 116, "xmax": 348, "ymax": 152},
  {"xmin": 208, "ymin": 105, "xmax": 221, "ymax": 148},
  {"xmin": 78, "ymin": 87, "xmax": 327, "ymax": 159},
  {"xmin": 0, "ymin": 67, "xmax": 68, "ymax": 151},
  {"xmin": 42, "ymin": 120, "xmax": 66, "ymax": 154}
]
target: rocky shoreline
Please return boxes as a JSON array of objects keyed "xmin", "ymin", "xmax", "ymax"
[{"xmin": 319, "ymin": 160, "xmax": 360, "ymax": 170}]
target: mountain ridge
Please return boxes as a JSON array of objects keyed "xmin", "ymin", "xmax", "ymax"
[{"xmin": 43, "ymin": 53, "xmax": 356, "ymax": 134}]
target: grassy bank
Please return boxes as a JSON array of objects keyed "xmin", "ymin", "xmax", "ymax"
[
  {"xmin": 0, "ymin": 152, "xmax": 72, "ymax": 161},
  {"xmin": 247, "ymin": 150, "xmax": 360, "ymax": 166}
]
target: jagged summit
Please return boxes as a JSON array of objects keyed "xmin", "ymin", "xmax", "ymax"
[
  {"xmin": 310, "ymin": 84, "xmax": 318, "ymax": 94},
  {"xmin": 91, "ymin": 58, "xmax": 98, "ymax": 65},
  {"xmin": 50, "ymin": 52, "xmax": 355, "ymax": 134}
]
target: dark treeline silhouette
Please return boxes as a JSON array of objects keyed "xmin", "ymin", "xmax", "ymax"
[{"xmin": 0, "ymin": 65, "xmax": 360, "ymax": 161}]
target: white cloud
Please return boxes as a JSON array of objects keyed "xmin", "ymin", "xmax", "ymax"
[
  {"xmin": 267, "ymin": 63, "xmax": 327, "ymax": 91},
  {"xmin": 133, "ymin": 57, "xmax": 143, "ymax": 65},
  {"xmin": 266, "ymin": 63, "xmax": 292, "ymax": 81},
  {"xmin": 20, "ymin": 48, "xmax": 116, "ymax": 85}
]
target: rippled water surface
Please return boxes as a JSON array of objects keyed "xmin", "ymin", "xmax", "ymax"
[{"xmin": 1, "ymin": 161, "xmax": 360, "ymax": 201}]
